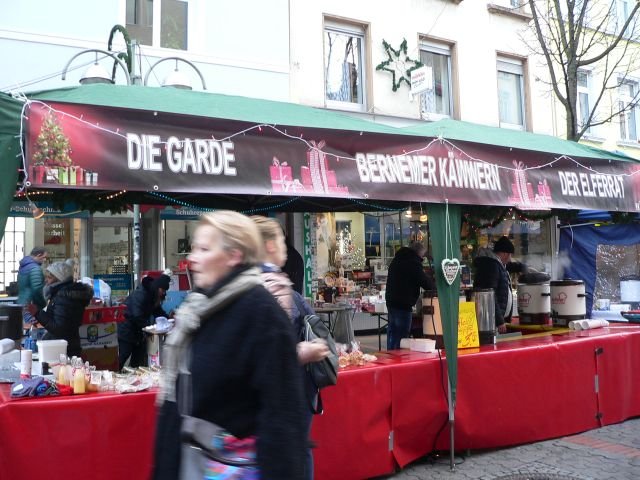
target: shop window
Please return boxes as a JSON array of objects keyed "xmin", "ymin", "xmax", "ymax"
[
  {"xmin": 0, "ymin": 217, "xmax": 26, "ymax": 293},
  {"xmin": 92, "ymin": 222, "xmax": 132, "ymax": 276},
  {"xmin": 44, "ymin": 218, "xmax": 73, "ymax": 264},
  {"xmin": 497, "ymin": 56, "xmax": 526, "ymax": 130},
  {"xmin": 324, "ymin": 20, "xmax": 367, "ymax": 111},
  {"xmin": 419, "ymin": 39, "xmax": 454, "ymax": 119},
  {"xmin": 618, "ymin": 79, "xmax": 639, "ymax": 142},
  {"xmin": 126, "ymin": 0, "xmax": 188, "ymax": 50}
]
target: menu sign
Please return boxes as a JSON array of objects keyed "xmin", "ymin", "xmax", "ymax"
[{"xmin": 458, "ymin": 301, "xmax": 479, "ymax": 349}]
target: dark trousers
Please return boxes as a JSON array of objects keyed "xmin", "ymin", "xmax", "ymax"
[
  {"xmin": 386, "ymin": 306, "xmax": 412, "ymax": 350},
  {"xmin": 118, "ymin": 339, "xmax": 148, "ymax": 370}
]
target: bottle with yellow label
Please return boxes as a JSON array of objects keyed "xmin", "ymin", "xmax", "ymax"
[
  {"xmin": 72, "ymin": 358, "xmax": 85, "ymax": 394},
  {"xmin": 57, "ymin": 355, "xmax": 68, "ymax": 386}
]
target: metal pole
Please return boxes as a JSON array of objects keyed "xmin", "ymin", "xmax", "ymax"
[
  {"xmin": 448, "ymin": 374, "xmax": 455, "ymax": 471},
  {"xmin": 133, "ymin": 204, "xmax": 141, "ymax": 287}
]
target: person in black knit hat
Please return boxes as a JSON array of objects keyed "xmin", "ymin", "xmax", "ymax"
[
  {"xmin": 117, "ymin": 274, "xmax": 170, "ymax": 369},
  {"xmin": 473, "ymin": 236, "xmax": 525, "ymax": 333}
]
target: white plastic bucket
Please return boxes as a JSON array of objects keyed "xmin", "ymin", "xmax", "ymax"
[{"xmin": 36, "ymin": 339, "xmax": 68, "ymax": 364}]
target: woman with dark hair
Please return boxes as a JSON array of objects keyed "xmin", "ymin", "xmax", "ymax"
[
  {"xmin": 153, "ymin": 211, "xmax": 306, "ymax": 480},
  {"xmin": 117, "ymin": 274, "xmax": 171, "ymax": 369}
]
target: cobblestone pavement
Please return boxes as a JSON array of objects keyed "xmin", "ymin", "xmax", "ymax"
[{"xmin": 377, "ymin": 417, "xmax": 640, "ymax": 480}]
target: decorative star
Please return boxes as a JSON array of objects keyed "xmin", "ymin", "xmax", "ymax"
[{"xmin": 375, "ymin": 39, "xmax": 423, "ymax": 92}]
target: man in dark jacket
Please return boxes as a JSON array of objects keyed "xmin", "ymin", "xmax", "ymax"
[
  {"xmin": 473, "ymin": 236, "xmax": 525, "ymax": 333},
  {"xmin": 385, "ymin": 242, "xmax": 435, "ymax": 350},
  {"xmin": 17, "ymin": 247, "xmax": 48, "ymax": 324},
  {"xmin": 26, "ymin": 259, "xmax": 93, "ymax": 358},
  {"xmin": 117, "ymin": 274, "xmax": 170, "ymax": 369},
  {"xmin": 283, "ymin": 240, "xmax": 305, "ymax": 294}
]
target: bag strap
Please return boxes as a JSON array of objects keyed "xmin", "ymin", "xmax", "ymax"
[{"xmin": 177, "ymin": 342, "xmax": 193, "ymax": 417}]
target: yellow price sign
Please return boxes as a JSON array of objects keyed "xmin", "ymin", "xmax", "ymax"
[{"xmin": 458, "ymin": 301, "xmax": 479, "ymax": 349}]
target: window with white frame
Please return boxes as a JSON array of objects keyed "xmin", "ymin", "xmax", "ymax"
[
  {"xmin": 324, "ymin": 21, "xmax": 366, "ymax": 110},
  {"xmin": 618, "ymin": 79, "xmax": 639, "ymax": 142},
  {"xmin": 497, "ymin": 57, "xmax": 526, "ymax": 129},
  {"xmin": 618, "ymin": 0, "xmax": 631, "ymax": 26},
  {"xmin": 577, "ymin": 69, "xmax": 592, "ymax": 134},
  {"xmin": 126, "ymin": 0, "xmax": 188, "ymax": 50},
  {"xmin": 0, "ymin": 217, "xmax": 26, "ymax": 293},
  {"xmin": 419, "ymin": 40, "xmax": 453, "ymax": 118}
]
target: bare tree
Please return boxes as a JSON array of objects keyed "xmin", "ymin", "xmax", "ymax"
[{"xmin": 526, "ymin": 0, "xmax": 640, "ymax": 141}]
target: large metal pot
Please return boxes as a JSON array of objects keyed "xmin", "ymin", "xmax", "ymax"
[
  {"xmin": 517, "ymin": 282, "xmax": 551, "ymax": 325},
  {"xmin": 474, "ymin": 288, "xmax": 496, "ymax": 345},
  {"xmin": 550, "ymin": 280, "xmax": 586, "ymax": 326}
]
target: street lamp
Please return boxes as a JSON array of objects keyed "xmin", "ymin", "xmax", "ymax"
[
  {"xmin": 144, "ymin": 57, "xmax": 207, "ymax": 90},
  {"xmin": 61, "ymin": 49, "xmax": 132, "ymax": 85}
]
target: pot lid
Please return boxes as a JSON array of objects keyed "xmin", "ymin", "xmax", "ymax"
[
  {"xmin": 518, "ymin": 272, "xmax": 551, "ymax": 284},
  {"xmin": 620, "ymin": 275, "xmax": 640, "ymax": 281},
  {"xmin": 550, "ymin": 279, "xmax": 584, "ymax": 286}
]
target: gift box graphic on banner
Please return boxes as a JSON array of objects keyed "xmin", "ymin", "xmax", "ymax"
[
  {"xmin": 70, "ymin": 166, "xmax": 85, "ymax": 185},
  {"xmin": 57, "ymin": 166, "xmax": 69, "ymax": 185},
  {"xmin": 31, "ymin": 165, "xmax": 46, "ymax": 184},
  {"xmin": 45, "ymin": 166, "xmax": 59, "ymax": 183},
  {"xmin": 270, "ymin": 157, "xmax": 292, "ymax": 192},
  {"xmin": 301, "ymin": 140, "xmax": 349, "ymax": 195}
]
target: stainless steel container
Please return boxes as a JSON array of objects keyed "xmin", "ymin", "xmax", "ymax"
[{"xmin": 474, "ymin": 288, "xmax": 496, "ymax": 345}]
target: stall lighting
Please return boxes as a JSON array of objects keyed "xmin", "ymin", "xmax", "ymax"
[
  {"xmin": 61, "ymin": 48, "xmax": 131, "ymax": 85},
  {"xmin": 144, "ymin": 57, "xmax": 207, "ymax": 90},
  {"xmin": 29, "ymin": 200, "xmax": 44, "ymax": 220}
]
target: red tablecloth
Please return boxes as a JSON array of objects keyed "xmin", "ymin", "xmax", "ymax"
[
  {"xmin": 0, "ymin": 387, "xmax": 157, "ymax": 480},
  {"xmin": 312, "ymin": 325, "xmax": 640, "ymax": 479},
  {"xmin": 1, "ymin": 326, "xmax": 638, "ymax": 480}
]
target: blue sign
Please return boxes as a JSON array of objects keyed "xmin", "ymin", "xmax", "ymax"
[
  {"xmin": 160, "ymin": 206, "xmax": 202, "ymax": 220},
  {"xmin": 95, "ymin": 274, "xmax": 133, "ymax": 292},
  {"xmin": 10, "ymin": 201, "xmax": 90, "ymax": 218}
]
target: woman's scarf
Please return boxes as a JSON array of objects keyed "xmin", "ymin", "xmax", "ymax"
[
  {"xmin": 43, "ymin": 280, "xmax": 65, "ymax": 301},
  {"xmin": 158, "ymin": 266, "xmax": 263, "ymax": 404}
]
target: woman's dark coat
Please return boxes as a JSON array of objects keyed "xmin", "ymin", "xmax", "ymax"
[{"xmin": 35, "ymin": 280, "xmax": 93, "ymax": 357}]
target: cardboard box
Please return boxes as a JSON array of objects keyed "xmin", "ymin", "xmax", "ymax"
[
  {"xmin": 82, "ymin": 346, "xmax": 119, "ymax": 371},
  {"xmin": 80, "ymin": 322, "xmax": 119, "ymax": 370},
  {"xmin": 410, "ymin": 338, "xmax": 436, "ymax": 353}
]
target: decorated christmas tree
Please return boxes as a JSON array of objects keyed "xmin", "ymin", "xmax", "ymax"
[
  {"xmin": 32, "ymin": 111, "xmax": 72, "ymax": 167},
  {"xmin": 336, "ymin": 227, "xmax": 366, "ymax": 270}
]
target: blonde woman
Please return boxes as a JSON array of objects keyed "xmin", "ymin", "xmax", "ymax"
[
  {"xmin": 153, "ymin": 211, "xmax": 306, "ymax": 480},
  {"xmin": 251, "ymin": 215, "xmax": 329, "ymax": 480}
]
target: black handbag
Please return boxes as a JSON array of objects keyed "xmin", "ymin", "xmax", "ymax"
[{"xmin": 303, "ymin": 313, "xmax": 339, "ymax": 389}]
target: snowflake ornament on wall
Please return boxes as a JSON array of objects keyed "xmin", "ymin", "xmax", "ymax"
[{"xmin": 375, "ymin": 38, "xmax": 423, "ymax": 92}]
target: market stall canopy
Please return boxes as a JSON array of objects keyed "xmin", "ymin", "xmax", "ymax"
[{"xmin": 2, "ymin": 85, "xmax": 640, "ymax": 213}]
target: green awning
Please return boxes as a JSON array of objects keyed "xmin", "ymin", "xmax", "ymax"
[
  {"xmin": 402, "ymin": 117, "xmax": 635, "ymax": 162},
  {"xmin": 27, "ymin": 84, "xmax": 403, "ymax": 135}
]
